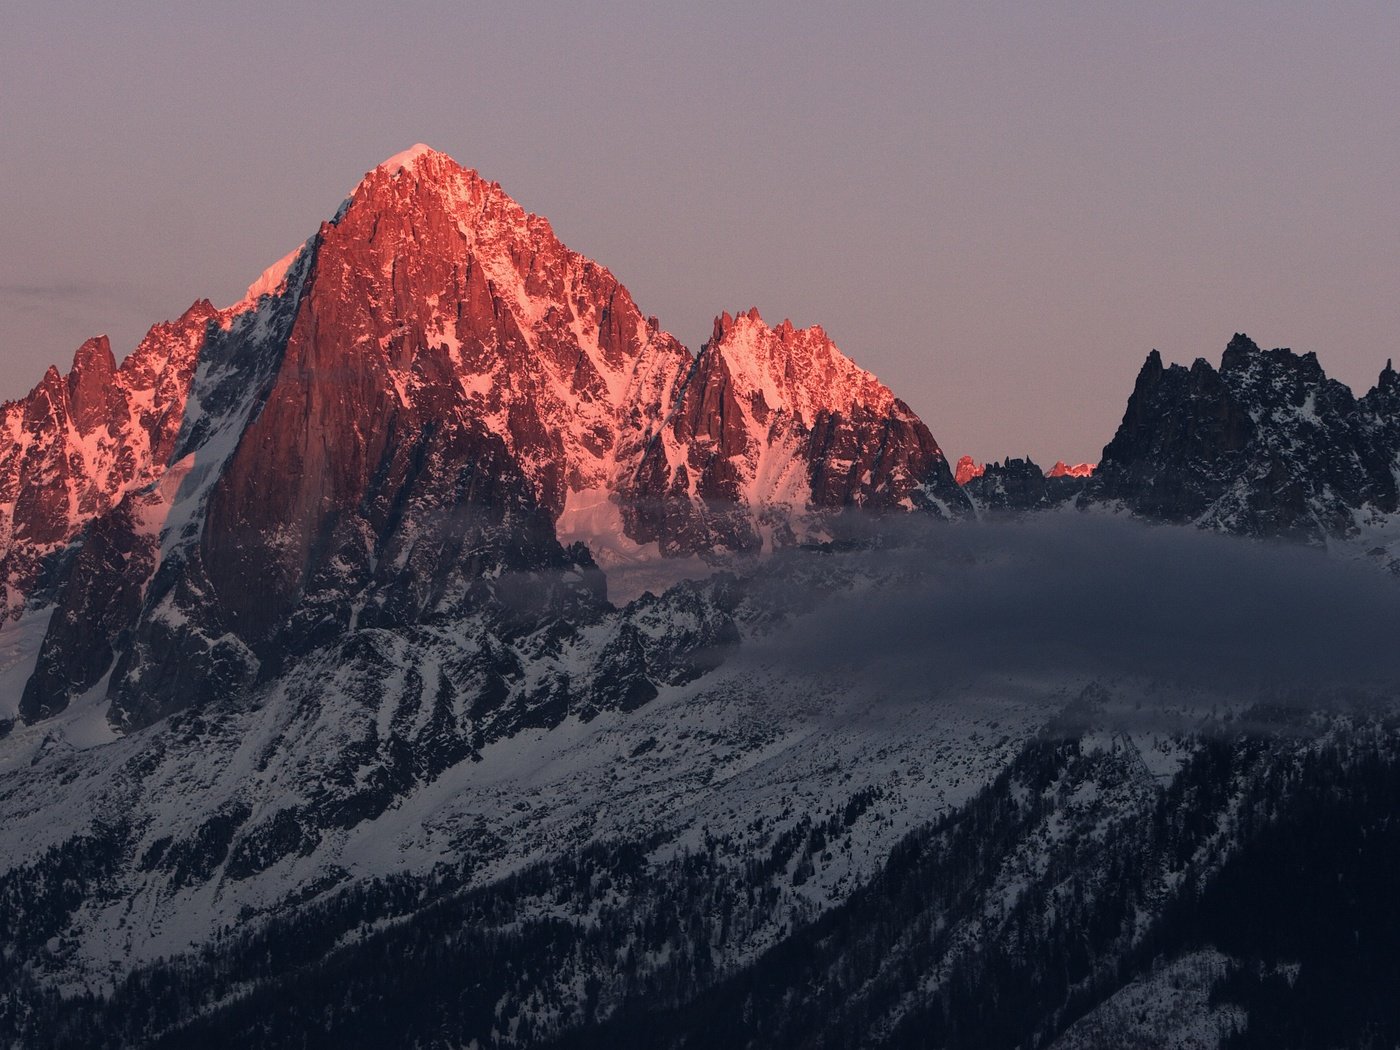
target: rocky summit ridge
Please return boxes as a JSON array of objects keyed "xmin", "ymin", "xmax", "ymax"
[
  {"xmin": 952, "ymin": 335, "xmax": 1400, "ymax": 542},
  {"xmin": 1091, "ymin": 332, "xmax": 1400, "ymax": 541}
]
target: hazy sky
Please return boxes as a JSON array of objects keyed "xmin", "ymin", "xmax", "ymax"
[{"xmin": 2, "ymin": 1, "xmax": 1398, "ymax": 465}]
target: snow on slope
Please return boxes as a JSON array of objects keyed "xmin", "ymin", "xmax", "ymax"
[
  {"xmin": 0, "ymin": 609, "xmax": 52, "ymax": 721},
  {"xmin": 1049, "ymin": 950, "xmax": 1245, "ymax": 1049},
  {"xmin": 0, "ymin": 549, "xmax": 1063, "ymax": 988}
]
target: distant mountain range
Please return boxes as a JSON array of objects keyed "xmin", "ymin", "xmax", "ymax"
[{"xmin": 3, "ymin": 147, "xmax": 1400, "ymax": 1049}]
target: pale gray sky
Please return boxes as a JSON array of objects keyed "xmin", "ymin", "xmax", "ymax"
[{"xmin": 3, "ymin": 1, "xmax": 1398, "ymax": 465}]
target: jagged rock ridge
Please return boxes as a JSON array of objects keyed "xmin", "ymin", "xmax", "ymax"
[
  {"xmin": 1089, "ymin": 333, "xmax": 1400, "ymax": 541},
  {"xmin": 955, "ymin": 455, "xmax": 1095, "ymax": 485},
  {"xmin": 0, "ymin": 302, "xmax": 217, "ymax": 620},
  {"xmin": 956, "ymin": 455, "xmax": 1094, "ymax": 513},
  {"xmin": 624, "ymin": 308, "xmax": 967, "ymax": 555},
  {"xmin": 954, "ymin": 334, "xmax": 1400, "ymax": 533}
]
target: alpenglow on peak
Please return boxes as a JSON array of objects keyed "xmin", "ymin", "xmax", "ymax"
[{"xmin": 376, "ymin": 142, "xmax": 443, "ymax": 173}]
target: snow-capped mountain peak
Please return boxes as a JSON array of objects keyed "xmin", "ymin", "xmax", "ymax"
[
  {"xmin": 2, "ymin": 147, "xmax": 966, "ymax": 728},
  {"xmin": 375, "ymin": 141, "xmax": 442, "ymax": 174},
  {"xmin": 621, "ymin": 308, "xmax": 966, "ymax": 555}
]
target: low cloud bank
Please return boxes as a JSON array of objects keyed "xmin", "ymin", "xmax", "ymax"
[{"xmin": 737, "ymin": 516, "xmax": 1400, "ymax": 710}]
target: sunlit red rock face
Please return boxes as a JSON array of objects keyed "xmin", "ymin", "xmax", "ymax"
[
  {"xmin": 954, "ymin": 456, "xmax": 986, "ymax": 485},
  {"xmin": 201, "ymin": 147, "xmax": 967, "ymax": 624},
  {"xmin": 624, "ymin": 309, "xmax": 967, "ymax": 554},
  {"xmin": 201, "ymin": 146, "xmax": 692, "ymax": 639},
  {"xmin": 0, "ymin": 302, "xmax": 215, "ymax": 619},
  {"xmin": 954, "ymin": 457, "xmax": 1095, "ymax": 485}
]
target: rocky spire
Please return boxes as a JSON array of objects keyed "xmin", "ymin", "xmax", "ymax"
[{"xmin": 624, "ymin": 309, "xmax": 967, "ymax": 554}]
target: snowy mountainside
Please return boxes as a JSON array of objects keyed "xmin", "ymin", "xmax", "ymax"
[
  {"xmin": 1047, "ymin": 950, "xmax": 1246, "ymax": 1050},
  {"xmin": 0, "ymin": 541, "xmax": 1043, "ymax": 988},
  {"xmin": 7, "ymin": 516, "xmax": 1400, "ymax": 1048},
  {"xmin": 18, "ymin": 243, "xmax": 317, "ymax": 725},
  {"xmin": 17, "ymin": 683, "xmax": 1400, "ymax": 1050}
]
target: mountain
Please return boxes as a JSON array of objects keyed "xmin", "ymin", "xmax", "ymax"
[
  {"xmin": 0, "ymin": 302, "xmax": 217, "ymax": 621},
  {"xmin": 623, "ymin": 308, "xmax": 967, "ymax": 555},
  {"xmin": 14, "ymin": 676, "xmax": 1400, "ymax": 1050},
  {"xmin": 0, "ymin": 147, "xmax": 980, "ymax": 1044},
  {"xmin": 952, "ymin": 335, "xmax": 1400, "ymax": 543},
  {"xmin": 4, "ymin": 150, "xmax": 1400, "ymax": 1050},
  {"xmin": 1089, "ymin": 333, "xmax": 1400, "ymax": 544},
  {"xmin": 1, "ymin": 145, "xmax": 964, "ymax": 729}
]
